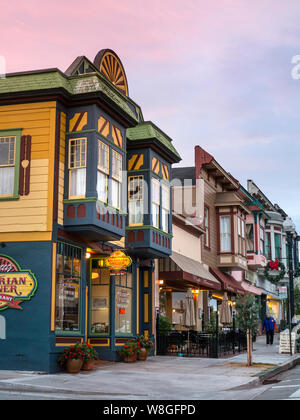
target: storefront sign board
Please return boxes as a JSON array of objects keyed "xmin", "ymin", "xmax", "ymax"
[{"xmin": 0, "ymin": 255, "xmax": 38, "ymax": 311}]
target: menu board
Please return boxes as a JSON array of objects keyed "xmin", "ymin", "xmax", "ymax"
[{"xmin": 279, "ymin": 332, "xmax": 296, "ymax": 354}]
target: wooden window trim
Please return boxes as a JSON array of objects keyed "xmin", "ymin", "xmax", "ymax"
[
  {"xmin": 0, "ymin": 129, "xmax": 21, "ymax": 200},
  {"xmin": 68, "ymin": 137, "xmax": 87, "ymax": 199}
]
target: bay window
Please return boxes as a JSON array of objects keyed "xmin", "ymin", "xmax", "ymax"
[
  {"xmin": 152, "ymin": 178, "xmax": 160, "ymax": 229},
  {"xmin": 69, "ymin": 138, "xmax": 86, "ymax": 198},
  {"xmin": 275, "ymin": 233, "xmax": 282, "ymax": 260},
  {"xmin": 97, "ymin": 140, "xmax": 109, "ymax": 202},
  {"xmin": 161, "ymin": 183, "xmax": 170, "ymax": 232},
  {"xmin": 238, "ymin": 217, "xmax": 245, "ymax": 256},
  {"xmin": 246, "ymin": 224, "xmax": 254, "ymax": 252},
  {"xmin": 220, "ymin": 216, "xmax": 231, "ymax": 252},
  {"xmin": 0, "ymin": 136, "xmax": 16, "ymax": 196},
  {"xmin": 128, "ymin": 175, "xmax": 144, "ymax": 225},
  {"xmin": 265, "ymin": 232, "xmax": 271, "ymax": 260},
  {"xmin": 260, "ymin": 226, "xmax": 265, "ymax": 255},
  {"xmin": 111, "ymin": 150, "xmax": 122, "ymax": 209}
]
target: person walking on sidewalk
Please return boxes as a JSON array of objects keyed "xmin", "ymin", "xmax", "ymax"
[{"xmin": 262, "ymin": 313, "xmax": 276, "ymax": 345}]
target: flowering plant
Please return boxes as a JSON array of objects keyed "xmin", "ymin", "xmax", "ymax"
[
  {"xmin": 136, "ymin": 334, "xmax": 153, "ymax": 350},
  {"xmin": 118, "ymin": 341, "xmax": 140, "ymax": 356},
  {"xmin": 57, "ymin": 342, "xmax": 84, "ymax": 366},
  {"xmin": 81, "ymin": 342, "xmax": 99, "ymax": 363},
  {"xmin": 57, "ymin": 342, "xmax": 99, "ymax": 365}
]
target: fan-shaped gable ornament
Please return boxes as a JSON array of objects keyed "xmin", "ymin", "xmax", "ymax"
[{"xmin": 94, "ymin": 49, "xmax": 129, "ymax": 96}]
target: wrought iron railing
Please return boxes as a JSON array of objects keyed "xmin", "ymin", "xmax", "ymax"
[{"xmin": 156, "ymin": 329, "xmax": 247, "ymax": 358}]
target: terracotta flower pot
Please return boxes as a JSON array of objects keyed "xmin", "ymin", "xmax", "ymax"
[
  {"xmin": 66, "ymin": 358, "xmax": 83, "ymax": 373},
  {"xmin": 82, "ymin": 360, "xmax": 95, "ymax": 371},
  {"xmin": 138, "ymin": 348, "xmax": 147, "ymax": 361},
  {"xmin": 123, "ymin": 353, "xmax": 137, "ymax": 363}
]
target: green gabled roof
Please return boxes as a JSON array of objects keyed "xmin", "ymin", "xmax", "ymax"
[
  {"xmin": 0, "ymin": 69, "xmax": 143, "ymax": 124},
  {"xmin": 126, "ymin": 121, "xmax": 181, "ymax": 162}
]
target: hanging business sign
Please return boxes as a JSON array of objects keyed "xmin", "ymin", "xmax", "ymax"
[
  {"xmin": 0, "ymin": 255, "xmax": 38, "ymax": 311},
  {"xmin": 104, "ymin": 250, "xmax": 132, "ymax": 271}
]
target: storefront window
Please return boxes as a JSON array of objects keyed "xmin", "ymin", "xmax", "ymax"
[
  {"xmin": 115, "ymin": 272, "xmax": 132, "ymax": 335},
  {"xmin": 55, "ymin": 242, "xmax": 82, "ymax": 332},
  {"xmin": 90, "ymin": 259, "xmax": 110, "ymax": 334}
]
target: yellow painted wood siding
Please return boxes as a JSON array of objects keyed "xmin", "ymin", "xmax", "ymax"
[
  {"xmin": 58, "ymin": 112, "xmax": 66, "ymax": 225},
  {"xmin": 0, "ymin": 102, "xmax": 57, "ymax": 238}
]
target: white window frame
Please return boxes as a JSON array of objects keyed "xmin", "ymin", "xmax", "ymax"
[
  {"xmin": 128, "ymin": 175, "xmax": 144, "ymax": 226},
  {"xmin": 161, "ymin": 183, "xmax": 170, "ymax": 233},
  {"xmin": 97, "ymin": 140, "xmax": 109, "ymax": 203},
  {"xmin": 0, "ymin": 136, "xmax": 16, "ymax": 197},
  {"xmin": 152, "ymin": 177, "xmax": 160, "ymax": 229},
  {"xmin": 69, "ymin": 138, "xmax": 87, "ymax": 198},
  {"xmin": 111, "ymin": 149, "xmax": 122, "ymax": 209},
  {"xmin": 220, "ymin": 215, "xmax": 231, "ymax": 252}
]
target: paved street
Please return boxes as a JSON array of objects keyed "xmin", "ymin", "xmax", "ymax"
[
  {"xmin": 253, "ymin": 364, "xmax": 300, "ymax": 400},
  {"xmin": 0, "ymin": 335, "xmax": 299, "ymax": 400}
]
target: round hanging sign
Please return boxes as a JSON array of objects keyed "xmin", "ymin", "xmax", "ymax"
[{"xmin": 104, "ymin": 250, "xmax": 132, "ymax": 271}]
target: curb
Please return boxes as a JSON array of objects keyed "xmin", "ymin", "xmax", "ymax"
[
  {"xmin": 257, "ymin": 355, "xmax": 300, "ymax": 384},
  {"xmin": 0, "ymin": 381, "xmax": 144, "ymax": 397}
]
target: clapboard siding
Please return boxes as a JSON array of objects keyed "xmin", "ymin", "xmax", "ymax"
[
  {"xmin": 57, "ymin": 112, "xmax": 66, "ymax": 225},
  {"xmin": 0, "ymin": 102, "xmax": 56, "ymax": 236}
]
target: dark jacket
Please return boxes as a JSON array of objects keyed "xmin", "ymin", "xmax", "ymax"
[{"xmin": 262, "ymin": 316, "xmax": 276, "ymax": 332}]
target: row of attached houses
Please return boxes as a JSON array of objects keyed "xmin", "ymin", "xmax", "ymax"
[
  {"xmin": 157, "ymin": 146, "xmax": 299, "ymax": 333},
  {"xmin": 0, "ymin": 49, "xmax": 298, "ymax": 372}
]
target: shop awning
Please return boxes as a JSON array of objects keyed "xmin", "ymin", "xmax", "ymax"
[
  {"xmin": 241, "ymin": 281, "xmax": 262, "ymax": 296},
  {"xmin": 159, "ymin": 252, "xmax": 222, "ymax": 290},
  {"xmin": 209, "ymin": 267, "xmax": 245, "ymax": 295}
]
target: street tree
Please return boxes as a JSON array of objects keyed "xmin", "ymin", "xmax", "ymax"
[{"xmin": 235, "ymin": 293, "xmax": 260, "ymax": 366}]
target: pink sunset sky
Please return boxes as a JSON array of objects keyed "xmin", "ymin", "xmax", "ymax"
[{"xmin": 1, "ymin": 0, "xmax": 300, "ymax": 231}]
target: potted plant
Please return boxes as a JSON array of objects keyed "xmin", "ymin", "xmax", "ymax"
[
  {"xmin": 118, "ymin": 341, "xmax": 140, "ymax": 363},
  {"xmin": 81, "ymin": 342, "xmax": 99, "ymax": 371},
  {"xmin": 137, "ymin": 335, "xmax": 154, "ymax": 360},
  {"xmin": 57, "ymin": 342, "xmax": 84, "ymax": 373}
]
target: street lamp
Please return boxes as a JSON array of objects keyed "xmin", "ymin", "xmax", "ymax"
[{"xmin": 283, "ymin": 217, "xmax": 297, "ymax": 355}]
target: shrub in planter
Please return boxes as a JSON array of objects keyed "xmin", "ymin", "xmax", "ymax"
[
  {"xmin": 81, "ymin": 342, "xmax": 99, "ymax": 370},
  {"xmin": 137, "ymin": 334, "xmax": 154, "ymax": 357},
  {"xmin": 57, "ymin": 342, "xmax": 84, "ymax": 373},
  {"xmin": 57, "ymin": 342, "xmax": 99, "ymax": 372},
  {"xmin": 118, "ymin": 341, "xmax": 140, "ymax": 362}
]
